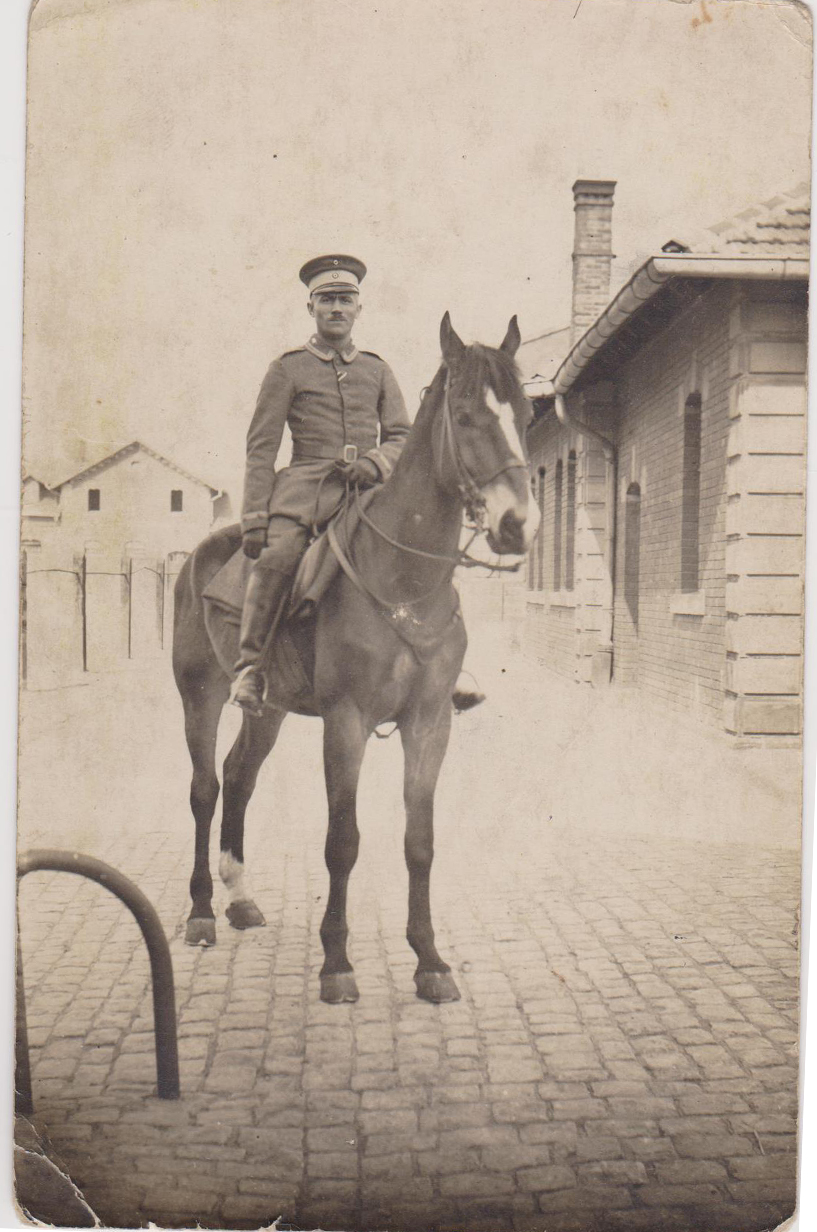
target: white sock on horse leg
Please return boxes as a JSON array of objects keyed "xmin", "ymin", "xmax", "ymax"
[{"xmin": 219, "ymin": 851, "xmax": 252, "ymax": 904}]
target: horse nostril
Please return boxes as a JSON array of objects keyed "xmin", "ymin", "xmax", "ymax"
[{"xmin": 499, "ymin": 510, "xmax": 525, "ymax": 550}]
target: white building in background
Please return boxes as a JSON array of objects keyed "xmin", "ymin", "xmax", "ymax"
[{"xmin": 22, "ymin": 440, "xmax": 231, "ymax": 556}]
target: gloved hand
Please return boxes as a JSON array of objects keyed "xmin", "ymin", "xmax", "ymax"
[
  {"xmin": 336, "ymin": 457, "xmax": 380, "ymax": 488},
  {"xmin": 242, "ymin": 527, "xmax": 267, "ymax": 559}
]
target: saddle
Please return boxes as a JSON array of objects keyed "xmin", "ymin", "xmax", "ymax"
[
  {"xmin": 199, "ymin": 494, "xmax": 378, "ymax": 711},
  {"xmin": 201, "ymin": 490, "xmax": 379, "ymax": 625},
  {"xmin": 201, "ymin": 489, "xmax": 461, "ymax": 708}
]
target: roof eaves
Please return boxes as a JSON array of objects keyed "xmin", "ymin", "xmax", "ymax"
[{"xmin": 552, "ymin": 253, "xmax": 809, "ymax": 397}]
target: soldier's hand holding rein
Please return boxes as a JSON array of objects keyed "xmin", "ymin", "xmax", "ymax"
[
  {"xmin": 335, "ymin": 457, "xmax": 380, "ymax": 488},
  {"xmin": 242, "ymin": 527, "xmax": 267, "ymax": 559}
]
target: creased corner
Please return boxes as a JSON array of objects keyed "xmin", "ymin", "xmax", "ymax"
[{"xmin": 14, "ymin": 1118, "xmax": 101, "ymax": 1228}]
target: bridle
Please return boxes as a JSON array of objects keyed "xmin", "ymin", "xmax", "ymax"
[
  {"xmin": 351, "ymin": 366, "xmax": 531, "ymax": 576},
  {"xmin": 323, "ymin": 361, "xmax": 532, "ymax": 648},
  {"xmin": 434, "ymin": 369, "xmax": 532, "ymax": 530}
]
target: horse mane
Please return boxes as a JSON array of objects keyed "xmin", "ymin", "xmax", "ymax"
[
  {"xmin": 450, "ymin": 343, "xmax": 522, "ymax": 404},
  {"xmin": 417, "ymin": 343, "xmax": 521, "ymax": 412}
]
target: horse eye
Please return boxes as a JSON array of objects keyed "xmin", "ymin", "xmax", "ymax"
[{"xmin": 456, "ymin": 411, "xmax": 472, "ymax": 427}]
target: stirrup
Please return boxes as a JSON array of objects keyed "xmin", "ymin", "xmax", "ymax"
[
  {"xmin": 230, "ymin": 665, "xmax": 268, "ymax": 717},
  {"xmin": 453, "ymin": 669, "xmax": 485, "ymax": 714},
  {"xmin": 453, "ymin": 687, "xmax": 486, "ymax": 713}
]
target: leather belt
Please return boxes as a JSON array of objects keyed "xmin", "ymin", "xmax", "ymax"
[{"xmin": 291, "ymin": 443, "xmax": 373, "ymax": 462}]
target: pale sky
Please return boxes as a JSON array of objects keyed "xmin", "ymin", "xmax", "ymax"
[{"xmin": 22, "ymin": 0, "xmax": 812, "ymax": 503}]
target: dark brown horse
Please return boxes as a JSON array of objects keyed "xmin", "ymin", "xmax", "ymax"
[{"xmin": 172, "ymin": 315, "xmax": 539, "ymax": 1003}]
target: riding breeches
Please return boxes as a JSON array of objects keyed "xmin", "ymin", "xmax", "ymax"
[{"xmin": 253, "ymin": 516, "xmax": 311, "ymax": 575}]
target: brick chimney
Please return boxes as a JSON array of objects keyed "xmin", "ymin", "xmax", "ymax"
[{"xmin": 570, "ymin": 179, "xmax": 616, "ymax": 346}]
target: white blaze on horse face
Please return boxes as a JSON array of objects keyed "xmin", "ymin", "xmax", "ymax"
[
  {"xmin": 219, "ymin": 851, "xmax": 251, "ymax": 905},
  {"xmin": 485, "ymin": 386, "xmax": 525, "ymax": 461},
  {"xmin": 482, "ymin": 386, "xmax": 540, "ymax": 552}
]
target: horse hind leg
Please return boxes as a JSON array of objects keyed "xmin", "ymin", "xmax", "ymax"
[
  {"xmin": 183, "ymin": 675, "xmax": 230, "ymax": 946},
  {"xmin": 220, "ymin": 706, "xmax": 286, "ymax": 930}
]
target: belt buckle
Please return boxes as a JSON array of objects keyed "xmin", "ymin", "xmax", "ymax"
[{"xmin": 342, "ymin": 444, "xmax": 358, "ymax": 463}]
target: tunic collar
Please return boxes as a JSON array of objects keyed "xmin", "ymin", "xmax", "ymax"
[{"xmin": 305, "ymin": 334, "xmax": 358, "ymax": 364}]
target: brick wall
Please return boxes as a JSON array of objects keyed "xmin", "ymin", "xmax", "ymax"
[
  {"xmin": 522, "ymin": 278, "xmax": 807, "ymax": 740},
  {"xmin": 523, "ymin": 403, "xmax": 616, "ymax": 683},
  {"xmin": 612, "ymin": 284, "xmax": 732, "ymax": 726}
]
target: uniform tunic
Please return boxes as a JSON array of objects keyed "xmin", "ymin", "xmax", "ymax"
[{"xmin": 241, "ymin": 335, "xmax": 410, "ymax": 566}]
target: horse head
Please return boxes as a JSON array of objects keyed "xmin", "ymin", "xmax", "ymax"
[{"xmin": 439, "ymin": 313, "xmax": 540, "ymax": 556}]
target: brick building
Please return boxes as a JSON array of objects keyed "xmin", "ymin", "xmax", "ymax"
[{"xmin": 519, "ymin": 181, "xmax": 808, "ymax": 742}]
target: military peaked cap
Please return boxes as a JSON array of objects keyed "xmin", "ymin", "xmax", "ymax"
[{"xmin": 299, "ymin": 254, "xmax": 367, "ymax": 296}]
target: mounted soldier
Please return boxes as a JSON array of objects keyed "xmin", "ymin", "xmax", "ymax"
[{"xmin": 233, "ymin": 254, "xmax": 484, "ymax": 717}]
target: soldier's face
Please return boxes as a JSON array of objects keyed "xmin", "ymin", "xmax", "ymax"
[{"xmin": 308, "ymin": 291, "xmax": 362, "ymax": 344}]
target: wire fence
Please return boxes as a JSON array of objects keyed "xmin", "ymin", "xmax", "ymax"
[{"xmin": 20, "ymin": 547, "xmax": 190, "ymax": 687}]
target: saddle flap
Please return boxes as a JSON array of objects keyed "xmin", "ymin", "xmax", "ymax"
[
  {"xmin": 289, "ymin": 489, "xmax": 380, "ymax": 619},
  {"xmin": 201, "ymin": 544, "xmax": 253, "ymax": 618}
]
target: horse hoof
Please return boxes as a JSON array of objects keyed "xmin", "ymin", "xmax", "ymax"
[
  {"xmin": 226, "ymin": 900, "xmax": 266, "ymax": 930},
  {"xmin": 185, "ymin": 917, "xmax": 216, "ymax": 947},
  {"xmin": 320, "ymin": 972, "xmax": 360, "ymax": 1004},
  {"xmin": 415, "ymin": 971, "xmax": 461, "ymax": 1003}
]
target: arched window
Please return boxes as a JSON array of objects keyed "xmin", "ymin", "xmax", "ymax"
[
  {"xmin": 553, "ymin": 459, "xmax": 563, "ymax": 591},
  {"xmin": 528, "ymin": 468, "xmax": 547, "ymax": 592},
  {"xmin": 535, "ymin": 467, "xmax": 545, "ymax": 590},
  {"xmin": 565, "ymin": 451, "xmax": 577, "ymax": 591},
  {"xmin": 624, "ymin": 482, "xmax": 641, "ymax": 626},
  {"xmin": 681, "ymin": 393, "xmax": 702, "ymax": 592}
]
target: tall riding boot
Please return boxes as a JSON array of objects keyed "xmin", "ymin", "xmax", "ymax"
[{"xmin": 232, "ymin": 567, "xmax": 291, "ymax": 716}]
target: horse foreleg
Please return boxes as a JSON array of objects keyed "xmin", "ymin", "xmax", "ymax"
[
  {"xmin": 319, "ymin": 705, "xmax": 368, "ymax": 1003},
  {"xmin": 401, "ymin": 706, "xmax": 460, "ymax": 1003},
  {"xmin": 220, "ymin": 706, "xmax": 286, "ymax": 930},
  {"xmin": 184, "ymin": 680, "xmax": 229, "ymax": 946}
]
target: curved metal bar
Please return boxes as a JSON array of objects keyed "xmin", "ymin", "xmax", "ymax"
[{"xmin": 16, "ymin": 849, "xmax": 180, "ymax": 1104}]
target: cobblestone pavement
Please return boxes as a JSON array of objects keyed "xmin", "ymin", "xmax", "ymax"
[{"xmin": 17, "ymin": 638, "xmax": 799, "ymax": 1231}]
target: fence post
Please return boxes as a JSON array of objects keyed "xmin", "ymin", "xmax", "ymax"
[
  {"xmin": 127, "ymin": 556, "xmax": 134, "ymax": 660},
  {"xmin": 80, "ymin": 552, "xmax": 87, "ymax": 673},
  {"xmin": 84, "ymin": 548, "xmax": 128, "ymax": 672},
  {"xmin": 159, "ymin": 560, "xmax": 166, "ymax": 650},
  {"xmin": 163, "ymin": 552, "xmax": 189, "ymax": 653},
  {"xmin": 25, "ymin": 546, "xmax": 83, "ymax": 688}
]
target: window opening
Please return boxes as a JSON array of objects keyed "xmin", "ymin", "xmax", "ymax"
[
  {"xmin": 553, "ymin": 459, "xmax": 563, "ymax": 591},
  {"xmin": 565, "ymin": 451, "xmax": 577, "ymax": 592},
  {"xmin": 624, "ymin": 482, "xmax": 641, "ymax": 627},
  {"xmin": 681, "ymin": 394, "xmax": 702, "ymax": 592}
]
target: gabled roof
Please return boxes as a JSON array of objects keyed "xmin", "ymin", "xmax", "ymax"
[{"xmin": 50, "ymin": 441, "xmax": 223, "ymax": 495}]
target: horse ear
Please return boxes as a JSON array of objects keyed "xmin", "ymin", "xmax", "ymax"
[
  {"xmin": 440, "ymin": 312, "xmax": 465, "ymax": 366},
  {"xmin": 500, "ymin": 315, "xmax": 521, "ymax": 357}
]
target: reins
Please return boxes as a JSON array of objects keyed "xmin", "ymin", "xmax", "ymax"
[
  {"xmin": 353, "ymin": 370, "xmax": 526, "ymax": 576},
  {"xmin": 316, "ymin": 363, "xmax": 529, "ymax": 646}
]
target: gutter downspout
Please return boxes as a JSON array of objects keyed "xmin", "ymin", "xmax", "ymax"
[{"xmin": 554, "ymin": 394, "xmax": 617, "ymax": 685}]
